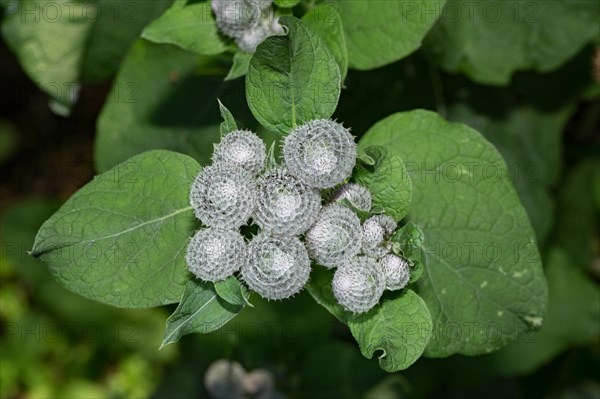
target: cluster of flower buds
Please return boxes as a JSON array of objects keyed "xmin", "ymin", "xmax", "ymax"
[
  {"xmin": 187, "ymin": 119, "xmax": 413, "ymax": 313},
  {"xmin": 211, "ymin": 0, "xmax": 285, "ymax": 52}
]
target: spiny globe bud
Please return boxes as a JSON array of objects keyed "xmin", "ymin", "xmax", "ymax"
[
  {"xmin": 204, "ymin": 359, "xmax": 246, "ymax": 399},
  {"xmin": 381, "ymin": 254, "xmax": 410, "ymax": 291},
  {"xmin": 361, "ymin": 217, "xmax": 388, "ymax": 258},
  {"xmin": 211, "ymin": 0, "xmax": 263, "ymax": 39},
  {"xmin": 332, "ymin": 256, "xmax": 385, "ymax": 314},
  {"xmin": 283, "ymin": 119, "xmax": 357, "ymax": 189},
  {"xmin": 242, "ymin": 234, "xmax": 310, "ymax": 300},
  {"xmin": 213, "ymin": 130, "xmax": 266, "ymax": 175},
  {"xmin": 372, "ymin": 214, "xmax": 397, "ymax": 235},
  {"xmin": 254, "ymin": 168, "xmax": 321, "ymax": 235},
  {"xmin": 305, "ymin": 204, "xmax": 362, "ymax": 268},
  {"xmin": 186, "ymin": 228, "xmax": 246, "ymax": 282},
  {"xmin": 190, "ymin": 163, "xmax": 257, "ymax": 229},
  {"xmin": 332, "ymin": 183, "xmax": 372, "ymax": 212}
]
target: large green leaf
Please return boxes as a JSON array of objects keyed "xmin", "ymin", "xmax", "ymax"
[
  {"xmin": 360, "ymin": 110, "xmax": 548, "ymax": 357},
  {"xmin": 334, "ymin": 0, "xmax": 446, "ymax": 70},
  {"xmin": 349, "ymin": 290, "xmax": 432, "ymax": 372},
  {"xmin": 95, "ymin": 39, "xmax": 224, "ymax": 171},
  {"xmin": 246, "ymin": 16, "xmax": 341, "ymax": 133},
  {"xmin": 1, "ymin": 0, "xmax": 173, "ymax": 106},
  {"xmin": 307, "ymin": 267, "xmax": 432, "ymax": 371},
  {"xmin": 161, "ymin": 279, "xmax": 243, "ymax": 348},
  {"xmin": 354, "ymin": 146, "xmax": 412, "ymax": 221},
  {"xmin": 302, "ymin": 4, "xmax": 348, "ymax": 79},
  {"xmin": 31, "ymin": 150, "xmax": 200, "ymax": 308},
  {"xmin": 447, "ymin": 102, "xmax": 575, "ymax": 245},
  {"xmin": 425, "ymin": 0, "xmax": 600, "ymax": 85},
  {"xmin": 142, "ymin": 1, "xmax": 226, "ymax": 55}
]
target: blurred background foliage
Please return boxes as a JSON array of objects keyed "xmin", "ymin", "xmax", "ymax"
[{"xmin": 1, "ymin": 0, "xmax": 599, "ymax": 398}]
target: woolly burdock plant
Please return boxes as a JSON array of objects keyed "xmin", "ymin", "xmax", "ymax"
[
  {"xmin": 186, "ymin": 228, "xmax": 246, "ymax": 282},
  {"xmin": 242, "ymin": 234, "xmax": 310, "ymax": 300},
  {"xmin": 332, "ymin": 183, "xmax": 372, "ymax": 212},
  {"xmin": 190, "ymin": 163, "xmax": 257, "ymax": 229},
  {"xmin": 332, "ymin": 256, "xmax": 385, "ymax": 314},
  {"xmin": 254, "ymin": 168, "xmax": 321, "ymax": 235},
  {"xmin": 213, "ymin": 130, "xmax": 266, "ymax": 175},
  {"xmin": 306, "ymin": 204, "xmax": 362, "ymax": 268},
  {"xmin": 283, "ymin": 119, "xmax": 357, "ymax": 189},
  {"xmin": 381, "ymin": 254, "xmax": 410, "ymax": 291}
]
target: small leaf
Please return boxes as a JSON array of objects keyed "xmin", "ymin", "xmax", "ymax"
[
  {"xmin": 218, "ymin": 100, "xmax": 238, "ymax": 136},
  {"xmin": 225, "ymin": 51, "xmax": 253, "ymax": 81},
  {"xmin": 214, "ymin": 276, "xmax": 252, "ymax": 307},
  {"xmin": 392, "ymin": 221, "xmax": 425, "ymax": 257},
  {"xmin": 348, "ymin": 290, "xmax": 433, "ymax": 372},
  {"xmin": 142, "ymin": 2, "xmax": 226, "ymax": 55},
  {"xmin": 161, "ymin": 279, "xmax": 243, "ymax": 348},
  {"xmin": 407, "ymin": 259, "xmax": 424, "ymax": 284},
  {"xmin": 32, "ymin": 150, "xmax": 200, "ymax": 308},
  {"xmin": 246, "ymin": 16, "xmax": 341, "ymax": 133},
  {"xmin": 302, "ymin": 4, "xmax": 349, "ymax": 79},
  {"xmin": 353, "ymin": 146, "xmax": 412, "ymax": 221}
]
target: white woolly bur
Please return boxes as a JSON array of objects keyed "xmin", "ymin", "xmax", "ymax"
[
  {"xmin": 332, "ymin": 256, "xmax": 385, "ymax": 314},
  {"xmin": 213, "ymin": 130, "xmax": 266, "ymax": 175},
  {"xmin": 283, "ymin": 119, "xmax": 357, "ymax": 189},
  {"xmin": 306, "ymin": 204, "xmax": 362, "ymax": 268},
  {"xmin": 190, "ymin": 164, "xmax": 257, "ymax": 229},
  {"xmin": 186, "ymin": 228, "xmax": 246, "ymax": 282},
  {"xmin": 211, "ymin": 0, "xmax": 263, "ymax": 38},
  {"xmin": 211, "ymin": 0, "xmax": 281, "ymax": 53},
  {"xmin": 381, "ymin": 254, "xmax": 410, "ymax": 291},
  {"xmin": 372, "ymin": 214, "xmax": 397, "ymax": 235},
  {"xmin": 254, "ymin": 168, "xmax": 321, "ymax": 235},
  {"xmin": 332, "ymin": 183, "xmax": 372, "ymax": 212},
  {"xmin": 242, "ymin": 234, "xmax": 310, "ymax": 300},
  {"xmin": 361, "ymin": 217, "xmax": 388, "ymax": 258},
  {"xmin": 236, "ymin": 26, "xmax": 269, "ymax": 53}
]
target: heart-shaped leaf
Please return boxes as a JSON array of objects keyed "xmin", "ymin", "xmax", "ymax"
[{"xmin": 32, "ymin": 150, "xmax": 200, "ymax": 308}]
